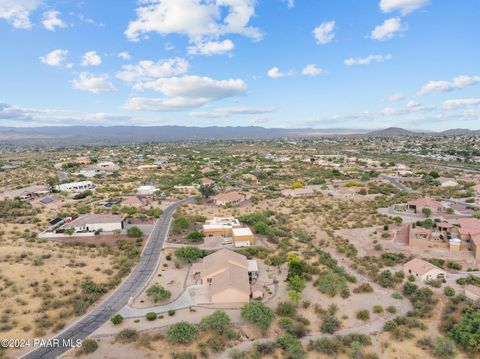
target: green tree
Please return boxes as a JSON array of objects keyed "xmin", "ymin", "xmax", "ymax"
[
  {"xmin": 449, "ymin": 308, "xmax": 480, "ymax": 353},
  {"xmin": 127, "ymin": 226, "xmax": 143, "ymax": 238},
  {"xmin": 200, "ymin": 310, "xmax": 231, "ymax": 333},
  {"xmin": 287, "ymin": 275, "xmax": 306, "ymax": 293},
  {"xmin": 199, "ymin": 184, "xmax": 216, "ymax": 198},
  {"xmin": 111, "ymin": 314, "xmax": 123, "ymax": 325},
  {"xmin": 240, "ymin": 301, "xmax": 275, "ymax": 332},
  {"xmin": 167, "ymin": 321, "xmax": 199, "ymax": 344},
  {"xmin": 174, "ymin": 247, "xmax": 207, "ymax": 263},
  {"xmin": 146, "ymin": 284, "xmax": 171, "ymax": 302},
  {"xmin": 186, "ymin": 231, "xmax": 204, "ymax": 242},
  {"xmin": 422, "ymin": 207, "xmax": 432, "ymax": 218},
  {"xmin": 253, "ymin": 221, "xmax": 269, "ymax": 234}
]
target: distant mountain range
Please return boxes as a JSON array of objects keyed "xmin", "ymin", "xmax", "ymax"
[{"xmin": 0, "ymin": 126, "xmax": 479, "ymax": 146}]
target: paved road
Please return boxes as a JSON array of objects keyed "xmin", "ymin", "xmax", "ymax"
[
  {"xmin": 20, "ymin": 198, "xmax": 192, "ymax": 359},
  {"xmin": 380, "ymin": 174, "xmax": 414, "ymax": 193}
]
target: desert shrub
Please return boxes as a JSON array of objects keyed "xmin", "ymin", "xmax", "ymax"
[
  {"xmin": 167, "ymin": 322, "xmax": 199, "ymax": 344},
  {"xmin": 200, "ymin": 310, "xmax": 231, "ymax": 333},
  {"xmin": 146, "ymin": 312, "xmax": 157, "ymax": 321},
  {"xmin": 186, "ymin": 231, "xmax": 203, "ymax": 242},
  {"xmin": 115, "ymin": 329, "xmax": 138, "ymax": 343},
  {"xmin": 240, "ymin": 301, "xmax": 275, "ymax": 332},
  {"xmin": 79, "ymin": 339, "xmax": 98, "ymax": 355},
  {"xmin": 356, "ymin": 310, "xmax": 370, "ymax": 321},
  {"xmin": 127, "ymin": 226, "xmax": 143, "ymax": 238},
  {"xmin": 146, "ymin": 284, "xmax": 171, "ymax": 302},
  {"xmin": 443, "ymin": 287, "xmax": 455, "ymax": 297},
  {"xmin": 433, "ymin": 337, "xmax": 456, "ymax": 358},
  {"xmin": 353, "ymin": 283, "xmax": 373, "ymax": 293},
  {"xmin": 111, "ymin": 314, "xmax": 123, "ymax": 325},
  {"xmin": 276, "ymin": 334, "xmax": 306, "ymax": 359},
  {"xmin": 276, "ymin": 301, "xmax": 297, "ymax": 317},
  {"xmin": 321, "ymin": 316, "xmax": 341, "ymax": 334}
]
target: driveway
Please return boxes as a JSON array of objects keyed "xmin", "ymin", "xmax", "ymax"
[{"xmin": 20, "ymin": 197, "xmax": 193, "ymax": 359}]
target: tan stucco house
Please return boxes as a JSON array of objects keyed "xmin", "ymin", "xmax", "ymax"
[
  {"xmin": 403, "ymin": 258, "xmax": 446, "ymax": 283},
  {"xmin": 191, "ymin": 249, "xmax": 258, "ymax": 304}
]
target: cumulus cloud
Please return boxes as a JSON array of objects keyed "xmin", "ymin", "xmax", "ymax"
[
  {"xmin": 442, "ymin": 98, "xmax": 480, "ymax": 110},
  {"xmin": 42, "ymin": 10, "xmax": 67, "ymax": 31},
  {"xmin": 380, "ymin": 0, "xmax": 429, "ymax": 15},
  {"xmin": 313, "ymin": 20, "xmax": 335, "ymax": 44},
  {"xmin": 118, "ymin": 51, "xmax": 132, "ymax": 61},
  {"xmin": 370, "ymin": 17, "xmax": 406, "ymax": 40},
  {"xmin": 123, "ymin": 75, "xmax": 246, "ymax": 111},
  {"xmin": 71, "ymin": 72, "xmax": 116, "ymax": 94},
  {"xmin": 301, "ymin": 64, "xmax": 322, "ymax": 76},
  {"xmin": 116, "ymin": 58, "xmax": 189, "ymax": 84},
  {"xmin": 418, "ymin": 75, "xmax": 480, "ymax": 96},
  {"xmin": 40, "ymin": 49, "xmax": 69, "ymax": 67},
  {"xmin": 0, "ymin": 0, "xmax": 40, "ymax": 29},
  {"xmin": 267, "ymin": 67, "xmax": 294, "ymax": 79},
  {"xmin": 125, "ymin": 0, "xmax": 262, "ymax": 43},
  {"xmin": 190, "ymin": 105, "xmax": 276, "ymax": 118},
  {"xmin": 344, "ymin": 54, "xmax": 392, "ymax": 65},
  {"xmin": 81, "ymin": 51, "xmax": 102, "ymax": 66},
  {"xmin": 187, "ymin": 39, "xmax": 234, "ymax": 56}
]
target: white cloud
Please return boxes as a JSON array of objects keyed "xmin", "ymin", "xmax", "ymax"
[
  {"xmin": 0, "ymin": 101, "xmax": 32, "ymax": 120},
  {"xmin": 388, "ymin": 92, "xmax": 405, "ymax": 102},
  {"xmin": 136, "ymin": 75, "xmax": 246, "ymax": 98},
  {"xmin": 123, "ymin": 75, "xmax": 246, "ymax": 111},
  {"xmin": 40, "ymin": 49, "xmax": 69, "ymax": 67},
  {"xmin": 116, "ymin": 58, "xmax": 189, "ymax": 84},
  {"xmin": 71, "ymin": 72, "xmax": 116, "ymax": 94},
  {"xmin": 418, "ymin": 75, "xmax": 480, "ymax": 96},
  {"xmin": 124, "ymin": 97, "xmax": 212, "ymax": 111},
  {"xmin": 442, "ymin": 98, "xmax": 480, "ymax": 110},
  {"xmin": 125, "ymin": 0, "xmax": 262, "ymax": 43},
  {"xmin": 313, "ymin": 20, "xmax": 335, "ymax": 44},
  {"xmin": 0, "ymin": 0, "xmax": 40, "ymax": 29},
  {"xmin": 345, "ymin": 54, "xmax": 392, "ymax": 65},
  {"xmin": 267, "ymin": 67, "xmax": 294, "ymax": 79},
  {"xmin": 42, "ymin": 10, "xmax": 67, "ymax": 31},
  {"xmin": 370, "ymin": 17, "xmax": 406, "ymax": 40},
  {"xmin": 187, "ymin": 39, "xmax": 234, "ymax": 56},
  {"xmin": 190, "ymin": 106, "xmax": 275, "ymax": 118},
  {"xmin": 380, "ymin": 0, "xmax": 429, "ymax": 15},
  {"xmin": 118, "ymin": 51, "xmax": 132, "ymax": 61},
  {"xmin": 285, "ymin": 0, "xmax": 294, "ymax": 8},
  {"xmin": 301, "ymin": 64, "xmax": 322, "ymax": 76},
  {"xmin": 81, "ymin": 51, "xmax": 102, "ymax": 66}
]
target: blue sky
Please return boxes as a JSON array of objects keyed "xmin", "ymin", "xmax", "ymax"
[{"xmin": 0, "ymin": 0, "xmax": 479, "ymax": 130}]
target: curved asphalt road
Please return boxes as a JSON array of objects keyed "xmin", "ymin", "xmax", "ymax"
[{"xmin": 20, "ymin": 198, "xmax": 192, "ymax": 359}]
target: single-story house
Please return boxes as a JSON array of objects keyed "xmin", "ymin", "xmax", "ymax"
[
  {"xmin": 136, "ymin": 185, "xmax": 157, "ymax": 195},
  {"xmin": 406, "ymin": 198, "xmax": 445, "ymax": 214},
  {"xmin": 281, "ymin": 187, "xmax": 314, "ymax": 197},
  {"xmin": 202, "ymin": 217, "xmax": 241, "ymax": 237},
  {"xmin": 191, "ymin": 248, "xmax": 258, "ymax": 304},
  {"xmin": 79, "ymin": 165, "xmax": 106, "ymax": 178},
  {"xmin": 232, "ymin": 227, "xmax": 255, "ymax": 247},
  {"xmin": 60, "ymin": 214, "xmax": 124, "ymax": 233},
  {"xmin": 403, "ymin": 258, "xmax": 446, "ymax": 283},
  {"xmin": 121, "ymin": 196, "xmax": 147, "ymax": 208},
  {"xmin": 214, "ymin": 192, "xmax": 248, "ymax": 206},
  {"xmin": 55, "ymin": 181, "xmax": 94, "ymax": 193},
  {"xmin": 96, "ymin": 161, "xmax": 119, "ymax": 171}
]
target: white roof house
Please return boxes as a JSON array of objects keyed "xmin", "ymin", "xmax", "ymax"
[
  {"xmin": 136, "ymin": 185, "xmax": 158, "ymax": 195},
  {"xmin": 55, "ymin": 181, "xmax": 95, "ymax": 193},
  {"xmin": 61, "ymin": 214, "xmax": 123, "ymax": 233}
]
